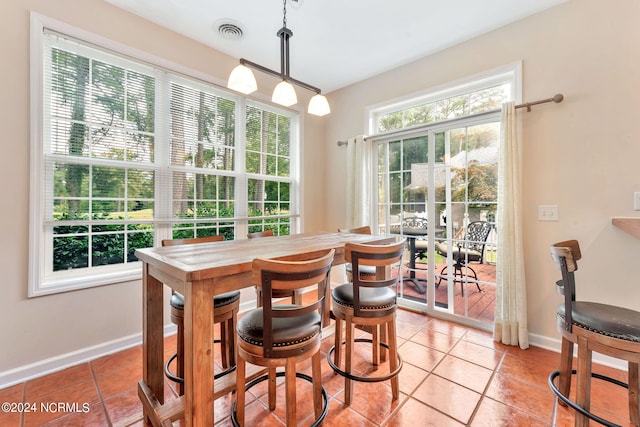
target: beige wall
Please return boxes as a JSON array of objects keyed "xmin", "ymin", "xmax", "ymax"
[
  {"xmin": 325, "ymin": 0, "xmax": 640, "ymax": 350},
  {"xmin": 0, "ymin": 0, "xmax": 327, "ymax": 383},
  {"xmin": 2, "ymin": 0, "xmax": 639, "ymax": 385}
]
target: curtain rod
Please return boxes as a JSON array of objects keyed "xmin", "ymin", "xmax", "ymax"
[
  {"xmin": 515, "ymin": 93, "xmax": 563, "ymax": 112},
  {"xmin": 336, "ymin": 93, "xmax": 564, "ymax": 146}
]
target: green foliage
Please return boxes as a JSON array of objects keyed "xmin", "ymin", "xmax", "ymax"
[
  {"xmin": 53, "ymin": 236, "xmax": 89, "ymax": 270},
  {"xmin": 53, "ymin": 223, "xmax": 154, "ymax": 271}
]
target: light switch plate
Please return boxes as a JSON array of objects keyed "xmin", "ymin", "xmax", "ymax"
[
  {"xmin": 634, "ymin": 192, "xmax": 640, "ymax": 211},
  {"xmin": 538, "ymin": 205, "xmax": 558, "ymax": 221}
]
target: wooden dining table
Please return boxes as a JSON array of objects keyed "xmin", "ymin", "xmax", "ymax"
[{"xmin": 135, "ymin": 231, "xmax": 393, "ymax": 426}]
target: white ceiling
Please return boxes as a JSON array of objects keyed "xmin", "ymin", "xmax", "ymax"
[{"xmin": 106, "ymin": 0, "xmax": 567, "ymax": 93}]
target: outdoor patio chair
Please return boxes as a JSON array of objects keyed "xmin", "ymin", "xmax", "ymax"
[{"xmin": 434, "ymin": 220, "xmax": 492, "ymax": 295}]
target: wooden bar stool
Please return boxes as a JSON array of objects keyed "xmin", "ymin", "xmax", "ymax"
[
  {"xmin": 549, "ymin": 240, "xmax": 640, "ymax": 427},
  {"xmin": 232, "ymin": 249, "xmax": 335, "ymax": 427},
  {"xmin": 162, "ymin": 236, "xmax": 240, "ymax": 395},
  {"xmin": 338, "ymin": 226, "xmax": 385, "ymax": 359},
  {"xmin": 327, "ymin": 239, "xmax": 406, "ymax": 404},
  {"xmin": 247, "ymin": 229, "xmax": 302, "ymax": 306}
]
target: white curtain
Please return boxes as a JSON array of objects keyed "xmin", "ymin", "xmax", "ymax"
[
  {"xmin": 493, "ymin": 102, "xmax": 529, "ymax": 349},
  {"xmin": 345, "ymin": 135, "xmax": 370, "ymax": 228}
]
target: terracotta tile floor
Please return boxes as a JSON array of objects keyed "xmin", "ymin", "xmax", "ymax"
[{"xmin": 0, "ymin": 308, "xmax": 633, "ymax": 426}]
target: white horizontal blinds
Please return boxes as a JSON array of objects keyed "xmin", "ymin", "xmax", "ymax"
[
  {"xmin": 44, "ymin": 30, "xmax": 156, "ymax": 271},
  {"xmin": 168, "ymin": 81, "xmax": 237, "ymax": 240},
  {"xmin": 245, "ymin": 105, "xmax": 293, "ymax": 235},
  {"xmin": 33, "ymin": 24, "xmax": 300, "ymax": 294}
]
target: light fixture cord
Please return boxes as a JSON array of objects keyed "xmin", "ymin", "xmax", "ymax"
[
  {"xmin": 282, "ymin": 0, "xmax": 287, "ymax": 28},
  {"xmin": 279, "ymin": 0, "xmax": 291, "ymax": 78}
]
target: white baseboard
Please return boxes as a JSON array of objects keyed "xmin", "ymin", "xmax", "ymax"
[
  {"xmin": 0, "ymin": 303, "xmax": 258, "ymax": 389},
  {"xmin": 0, "ymin": 324, "xmax": 177, "ymax": 389},
  {"xmin": 527, "ymin": 332, "xmax": 627, "ymax": 372}
]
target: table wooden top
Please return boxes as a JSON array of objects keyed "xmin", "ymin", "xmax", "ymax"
[{"xmin": 135, "ymin": 231, "xmax": 394, "ymax": 282}]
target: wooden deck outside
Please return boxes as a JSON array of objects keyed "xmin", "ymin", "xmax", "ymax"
[{"xmin": 399, "ymin": 262, "xmax": 496, "ymax": 323}]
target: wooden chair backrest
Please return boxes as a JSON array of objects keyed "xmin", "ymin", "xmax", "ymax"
[
  {"xmin": 550, "ymin": 240, "xmax": 581, "ymax": 273},
  {"xmin": 252, "ymin": 249, "xmax": 335, "ymax": 358},
  {"xmin": 161, "ymin": 235, "xmax": 224, "ymax": 247},
  {"xmin": 338, "ymin": 225, "xmax": 371, "ymax": 235},
  {"xmin": 347, "ymin": 239, "xmax": 406, "ymax": 316},
  {"xmin": 549, "ymin": 239, "xmax": 582, "ymax": 333},
  {"xmin": 247, "ymin": 229, "xmax": 275, "ymax": 239}
]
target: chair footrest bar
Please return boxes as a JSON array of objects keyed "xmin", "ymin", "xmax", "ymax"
[
  {"xmin": 327, "ymin": 338, "xmax": 403, "ymax": 382},
  {"xmin": 231, "ymin": 371, "xmax": 329, "ymax": 427},
  {"xmin": 164, "ymin": 350, "xmax": 237, "ymax": 384},
  {"xmin": 163, "ymin": 353, "xmax": 182, "ymax": 384},
  {"xmin": 548, "ymin": 369, "xmax": 627, "ymax": 427}
]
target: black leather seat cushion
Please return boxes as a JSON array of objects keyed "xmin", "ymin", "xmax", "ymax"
[
  {"xmin": 345, "ymin": 263, "xmax": 377, "ymax": 276},
  {"xmin": 558, "ymin": 302, "xmax": 640, "ymax": 343},
  {"xmin": 332, "ymin": 284, "xmax": 396, "ymax": 311},
  {"xmin": 237, "ymin": 305, "xmax": 321, "ymax": 347},
  {"xmin": 170, "ymin": 290, "xmax": 241, "ymax": 311}
]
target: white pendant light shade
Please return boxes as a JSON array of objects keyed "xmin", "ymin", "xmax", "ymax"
[
  {"xmin": 227, "ymin": 64, "xmax": 257, "ymax": 94},
  {"xmin": 272, "ymin": 81, "xmax": 297, "ymax": 106},
  {"xmin": 307, "ymin": 94, "xmax": 331, "ymax": 116},
  {"xmin": 228, "ymin": 1, "xmax": 330, "ymax": 115}
]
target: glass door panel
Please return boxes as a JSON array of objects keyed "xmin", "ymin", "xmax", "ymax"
[
  {"xmin": 376, "ymin": 122, "xmax": 499, "ymax": 327},
  {"xmin": 433, "ymin": 123, "xmax": 498, "ymax": 323}
]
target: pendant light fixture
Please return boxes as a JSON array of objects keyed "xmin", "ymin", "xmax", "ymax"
[{"xmin": 227, "ymin": 0, "xmax": 330, "ymax": 116}]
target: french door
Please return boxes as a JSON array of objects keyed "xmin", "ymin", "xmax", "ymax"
[{"xmin": 375, "ymin": 115, "xmax": 499, "ymax": 328}]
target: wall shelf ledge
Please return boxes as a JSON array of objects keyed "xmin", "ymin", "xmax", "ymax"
[{"xmin": 612, "ymin": 217, "xmax": 640, "ymax": 239}]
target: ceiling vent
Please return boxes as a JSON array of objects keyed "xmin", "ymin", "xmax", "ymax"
[{"xmin": 216, "ymin": 20, "xmax": 244, "ymax": 40}]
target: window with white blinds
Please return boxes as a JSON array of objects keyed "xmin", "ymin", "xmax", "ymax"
[{"xmin": 29, "ymin": 18, "xmax": 300, "ymax": 296}]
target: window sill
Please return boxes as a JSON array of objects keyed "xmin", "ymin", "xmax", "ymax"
[{"xmin": 29, "ymin": 263, "xmax": 142, "ymax": 297}]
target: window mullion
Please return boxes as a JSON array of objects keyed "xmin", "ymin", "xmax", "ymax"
[
  {"xmin": 235, "ymin": 98, "xmax": 248, "ymax": 239},
  {"xmin": 155, "ymin": 70, "xmax": 172, "ymax": 244}
]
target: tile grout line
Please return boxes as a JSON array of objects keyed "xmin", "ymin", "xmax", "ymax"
[
  {"xmin": 465, "ymin": 345, "xmax": 509, "ymax": 425},
  {"xmin": 89, "ymin": 360, "xmax": 112, "ymax": 426},
  {"xmin": 20, "ymin": 381, "xmax": 25, "ymax": 427},
  {"xmin": 384, "ymin": 318, "xmax": 469, "ymax": 426}
]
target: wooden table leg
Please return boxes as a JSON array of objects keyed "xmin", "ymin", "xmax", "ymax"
[
  {"xmin": 183, "ymin": 281, "xmax": 215, "ymax": 426},
  {"xmin": 142, "ymin": 263, "xmax": 165, "ymax": 420}
]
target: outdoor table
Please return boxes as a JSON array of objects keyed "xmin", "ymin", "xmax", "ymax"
[{"xmin": 390, "ymin": 225, "xmax": 443, "ymax": 294}]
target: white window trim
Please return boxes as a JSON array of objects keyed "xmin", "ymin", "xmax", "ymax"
[{"xmin": 29, "ymin": 13, "xmax": 301, "ymax": 297}]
